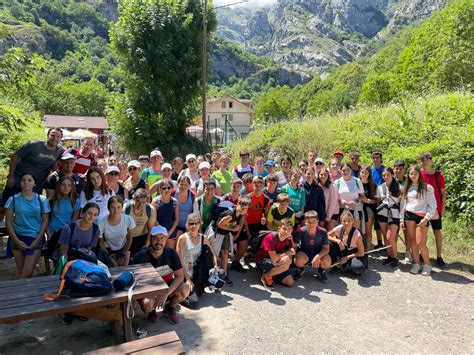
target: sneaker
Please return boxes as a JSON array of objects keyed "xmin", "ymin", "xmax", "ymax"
[
  {"xmin": 163, "ymin": 305, "xmax": 180, "ymax": 324},
  {"xmin": 436, "ymin": 257, "xmax": 447, "ymax": 268},
  {"xmin": 390, "ymin": 259, "xmax": 399, "ymax": 268},
  {"xmin": 260, "ymin": 273, "xmax": 274, "ymax": 288},
  {"xmin": 181, "ymin": 292, "xmax": 198, "ymax": 309},
  {"xmin": 404, "ymin": 252, "xmax": 413, "ymax": 262},
  {"xmin": 375, "ymin": 241, "xmax": 384, "ymax": 250},
  {"xmin": 62, "ymin": 313, "xmax": 74, "ymax": 325},
  {"xmin": 231, "ymin": 261, "xmax": 247, "ymax": 273},
  {"xmin": 147, "ymin": 310, "xmax": 159, "ymax": 322},
  {"xmin": 317, "ymin": 269, "xmax": 328, "ymax": 284},
  {"xmin": 223, "ymin": 274, "xmax": 233, "ymax": 286},
  {"xmin": 294, "ymin": 267, "xmax": 305, "ymax": 281},
  {"xmin": 382, "ymin": 257, "xmax": 393, "ymax": 265},
  {"xmin": 410, "ymin": 263, "xmax": 421, "ymax": 274},
  {"xmin": 421, "ymin": 264, "xmax": 432, "ymax": 276}
]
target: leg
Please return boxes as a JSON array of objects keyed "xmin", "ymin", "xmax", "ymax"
[
  {"xmin": 387, "ymin": 224, "xmax": 399, "ymax": 259},
  {"xmin": 21, "ymin": 250, "xmax": 41, "ymax": 279},
  {"xmin": 433, "ymin": 229, "xmax": 443, "ymax": 258},
  {"xmin": 280, "ymin": 274, "xmax": 294, "ymax": 287},
  {"xmin": 221, "ymin": 249, "xmax": 229, "ymax": 272},
  {"xmin": 320, "ymin": 255, "xmax": 331, "ymax": 269},
  {"xmin": 416, "ymin": 224, "xmax": 430, "ymax": 265},
  {"xmin": 139, "ymin": 296, "xmax": 158, "ymax": 314},
  {"xmin": 12, "ymin": 250, "xmax": 25, "ymax": 279},
  {"xmin": 265, "ymin": 255, "xmax": 291, "ymax": 278},
  {"xmin": 326, "ymin": 219, "xmax": 337, "ymax": 232},
  {"xmin": 166, "ymin": 238, "xmax": 177, "ymax": 249},
  {"xmin": 294, "ymin": 251, "xmax": 309, "ymax": 268},
  {"xmin": 365, "ymin": 217, "xmax": 374, "ymax": 251},
  {"xmin": 379, "ymin": 222, "xmax": 388, "ymax": 247},
  {"xmin": 234, "ymin": 239, "xmax": 248, "ymax": 263},
  {"xmin": 168, "ymin": 282, "xmax": 191, "ymax": 307},
  {"xmin": 406, "ymin": 221, "xmax": 418, "ymax": 263}
]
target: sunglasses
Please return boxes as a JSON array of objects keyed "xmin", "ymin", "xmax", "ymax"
[
  {"xmin": 108, "ymin": 172, "xmax": 119, "ymax": 176},
  {"xmin": 421, "ymin": 157, "xmax": 432, "ymax": 161},
  {"xmin": 188, "ymin": 159, "xmax": 196, "ymax": 163},
  {"xmin": 188, "ymin": 221, "xmax": 200, "ymax": 226},
  {"xmin": 128, "ymin": 167, "xmax": 138, "ymax": 171},
  {"xmin": 161, "ymin": 186, "xmax": 172, "ymax": 190},
  {"xmin": 240, "ymin": 154, "xmax": 249, "ymax": 158}
]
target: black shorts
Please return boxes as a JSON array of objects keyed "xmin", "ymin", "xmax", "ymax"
[
  {"xmin": 329, "ymin": 241, "xmax": 358, "ymax": 262},
  {"xmin": 404, "ymin": 211, "xmax": 425, "ymax": 224},
  {"xmin": 429, "ymin": 216, "xmax": 442, "ymax": 230},
  {"xmin": 377, "ymin": 215, "xmax": 400, "ymax": 226},
  {"xmin": 331, "ymin": 212, "xmax": 340, "ymax": 221},
  {"xmin": 247, "ymin": 223, "xmax": 265, "ymax": 239},
  {"xmin": 256, "ymin": 261, "xmax": 292, "ymax": 283},
  {"xmin": 298, "ymin": 247, "xmax": 323, "ymax": 262}
]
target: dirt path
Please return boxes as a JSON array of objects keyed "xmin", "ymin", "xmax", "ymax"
[{"xmin": 0, "ymin": 254, "xmax": 472, "ymax": 354}]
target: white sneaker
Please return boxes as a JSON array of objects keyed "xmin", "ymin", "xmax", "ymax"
[
  {"xmin": 421, "ymin": 264, "xmax": 432, "ymax": 276},
  {"xmin": 410, "ymin": 263, "xmax": 421, "ymax": 274},
  {"xmin": 404, "ymin": 252, "xmax": 413, "ymax": 262}
]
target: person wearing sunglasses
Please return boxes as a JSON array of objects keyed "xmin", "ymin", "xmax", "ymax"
[
  {"xmin": 178, "ymin": 154, "xmax": 200, "ymax": 185},
  {"xmin": 105, "ymin": 166, "xmax": 125, "ymax": 200},
  {"xmin": 124, "ymin": 160, "xmax": 146, "ymax": 200},
  {"xmin": 314, "ymin": 157, "xmax": 325, "ymax": 175},
  {"xmin": 152, "ymin": 179, "xmax": 180, "ymax": 249}
]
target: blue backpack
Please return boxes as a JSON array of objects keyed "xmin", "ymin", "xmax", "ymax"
[{"xmin": 44, "ymin": 259, "xmax": 112, "ymax": 300}]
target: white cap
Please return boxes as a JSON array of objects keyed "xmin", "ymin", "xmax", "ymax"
[
  {"xmin": 198, "ymin": 161, "xmax": 211, "ymax": 170},
  {"xmin": 150, "ymin": 150, "xmax": 162, "ymax": 158},
  {"xmin": 106, "ymin": 166, "xmax": 120, "ymax": 174},
  {"xmin": 161, "ymin": 163, "xmax": 172, "ymax": 170},
  {"xmin": 127, "ymin": 160, "xmax": 140, "ymax": 168},
  {"xmin": 151, "ymin": 225, "xmax": 168, "ymax": 236},
  {"xmin": 61, "ymin": 152, "xmax": 76, "ymax": 160},
  {"xmin": 315, "ymin": 157, "xmax": 324, "ymax": 164},
  {"xmin": 186, "ymin": 154, "xmax": 196, "ymax": 162}
]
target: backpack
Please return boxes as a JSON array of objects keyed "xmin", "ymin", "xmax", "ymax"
[
  {"xmin": 44, "ymin": 259, "xmax": 112, "ymax": 300},
  {"xmin": 47, "ymin": 221, "xmax": 99, "ymax": 258},
  {"xmin": 124, "ymin": 202, "xmax": 152, "ymax": 218},
  {"xmin": 250, "ymin": 230, "xmax": 278, "ymax": 253},
  {"xmin": 154, "ymin": 196, "xmax": 177, "ymax": 210},
  {"xmin": 339, "ymin": 226, "xmax": 357, "ymax": 251},
  {"xmin": 192, "ymin": 237, "xmax": 215, "ymax": 296}
]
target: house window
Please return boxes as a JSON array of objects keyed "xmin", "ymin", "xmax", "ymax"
[
  {"xmin": 229, "ymin": 102, "xmax": 233, "ymax": 108},
  {"xmin": 221, "ymin": 101, "xmax": 226, "ymax": 108},
  {"xmin": 229, "ymin": 114, "xmax": 233, "ymax": 121}
]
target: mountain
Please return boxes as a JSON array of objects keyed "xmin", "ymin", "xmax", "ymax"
[{"xmin": 216, "ymin": 0, "xmax": 447, "ymax": 76}]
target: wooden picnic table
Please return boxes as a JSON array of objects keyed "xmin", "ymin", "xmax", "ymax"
[{"xmin": 0, "ymin": 263, "xmax": 168, "ymax": 342}]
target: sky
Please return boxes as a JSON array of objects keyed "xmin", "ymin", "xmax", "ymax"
[{"xmin": 213, "ymin": 0, "xmax": 277, "ymax": 7}]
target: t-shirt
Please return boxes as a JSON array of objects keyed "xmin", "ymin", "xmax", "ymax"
[
  {"xmin": 125, "ymin": 203, "xmax": 157, "ymax": 238},
  {"xmin": 58, "ymin": 221, "xmax": 99, "ymax": 249},
  {"xmin": 246, "ymin": 192, "xmax": 270, "ymax": 224},
  {"xmin": 178, "ymin": 168, "xmax": 200, "ymax": 184},
  {"xmin": 133, "ymin": 247, "xmax": 182, "ymax": 283},
  {"xmin": 194, "ymin": 178, "xmax": 221, "ymax": 197},
  {"xmin": 266, "ymin": 203, "xmax": 295, "ymax": 230},
  {"xmin": 371, "ymin": 165, "xmax": 386, "ymax": 186},
  {"xmin": 256, "ymin": 169, "xmax": 269, "ymax": 178},
  {"xmin": 255, "ymin": 232, "xmax": 294, "ymax": 262},
  {"xmin": 68, "ymin": 149, "xmax": 95, "ymax": 175},
  {"xmin": 294, "ymin": 226, "xmax": 328, "ymax": 253},
  {"xmin": 333, "ymin": 225, "xmax": 362, "ymax": 249},
  {"xmin": 421, "ymin": 170, "xmax": 445, "ymax": 214},
  {"xmin": 14, "ymin": 140, "xmax": 64, "ymax": 186},
  {"xmin": 276, "ymin": 171, "xmax": 290, "ymax": 188},
  {"xmin": 215, "ymin": 209, "xmax": 243, "ymax": 235},
  {"xmin": 335, "ymin": 177, "xmax": 364, "ymax": 205},
  {"xmin": 98, "ymin": 214, "xmax": 136, "ymax": 251},
  {"xmin": 140, "ymin": 167, "xmax": 163, "ymax": 196},
  {"xmin": 211, "ymin": 170, "xmax": 232, "ymax": 195},
  {"xmin": 221, "ymin": 193, "xmax": 239, "ymax": 205},
  {"xmin": 263, "ymin": 187, "xmax": 279, "ymax": 204},
  {"xmin": 80, "ymin": 189, "xmax": 115, "ymax": 220},
  {"xmin": 195, "ymin": 196, "xmax": 219, "ymax": 230},
  {"xmin": 232, "ymin": 164, "xmax": 257, "ymax": 179},
  {"xmin": 280, "ymin": 184, "xmax": 306, "ymax": 213},
  {"xmin": 4, "ymin": 193, "xmax": 51, "ymax": 237},
  {"xmin": 44, "ymin": 171, "xmax": 85, "ymax": 196},
  {"xmin": 49, "ymin": 197, "xmax": 81, "ymax": 234}
]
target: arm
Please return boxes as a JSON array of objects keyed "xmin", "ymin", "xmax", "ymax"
[
  {"xmin": 5, "ymin": 208, "xmax": 28, "ymax": 250},
  {"xmin": 122, "ymin": 230, "xmax": 133, "ymax": 253},
  {"xmin": 168, "ymin": 203, "xmax": 179, "ymax": 237},
  {"xmin": 203, "ymin": 237, "xmax": 219, "ymax": 270},
  {"xmin": 217, "ymin": 215, "xmax": 237, "ymax": 232},
  {"xmin": 425, "ymin": 185, "xmax": 438, "ymax": 221},
  {"xmin": 440, "ymin": 188, "xmax": 446, "ymax": 216},
  {"xmin": 145, "ymin": 206, "xmax": 157, "ymax": 247},
  {"xmin": 148, "ymin": 181, "xmax": 160, "ymax": 196},
  {"xmin": 6, "ymin": 153, "xmax": 19, "ymax": 187},
  {"xmin": 176, "ymin": 236, "xmax": 192, "ymax": 281},
  {"xmin": 266, "ymin": 208, "xmax": 273, "ymax": 230}
]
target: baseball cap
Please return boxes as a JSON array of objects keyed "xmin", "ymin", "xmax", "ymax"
[
  {"xmin": 334, "ymin": 150, "xmax": 344, "ymax": 156},
  {"xmin": 264, "ymin": 160, "xmax": 275, "ymax": 167},
  {"xmin": 186, "ymin": 154, "xmax": 196, "ymax": 162},
  {"xmin": 315, "ymin": 157, "xmax": 324, "ymax": 164},
  {"xmin": 161, "ymin": 163, "xmax": 172, "ymax": 170},
  {"xmin": 198, "ymin": 161, "xmax": 211, "ymax": 170},
  {"xmin": 151, "ymin": 225, "xmax": 168, "ymax": 236},
  {"xmin": 61, "ymin": 152, "xmax": 75, "ymax": 160},
  {"xmin": 150, "ymin": 150, "xmax": 162, "ymax": 158},
  {"xmin": 105, "ymin": 166, "xmax": 120, "ymax": 174},
  {"xmin": 127, "ymin": 160, "xmax": 140, "ymax": 168},
  {"xmin": 138, "ymin": 155, "xmax": 149, "ymax": 161}
]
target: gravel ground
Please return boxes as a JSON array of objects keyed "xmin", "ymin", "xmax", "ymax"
[{"xmin": 0, "ymin": 254, "xmax": 473, "ymax": 354}]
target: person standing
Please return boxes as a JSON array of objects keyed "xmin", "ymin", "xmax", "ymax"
[
  {"xmin": 44, "ymin": 152, "xmax": 85, "ymax": 199},
  {"xmin": 348, "ymin": 152, "xmax": 361, "ymax": 178},
  {"xmin": 303, "ymin": 168, "xmax": 326, "ymax": 223},
  {"xmin": 212, "ymin": 154, "xmax": 232, "ymax": 195},
  {"xmin": 141, "ymin": 150, "xmax": 164, "ymax": 197},
  {"xmin": 178, "ymin": 154, "xmax": 200, "ymax": 185},
  {"xmin": 68, "ymin": 137, "xmax": 96, "ymax": 175},
  {"xmin": 420, "ymin": 152, "xmax": 447, "ymax": 267},
  {"xmin": 171, "ymin": 157, "xmax": 184, "ymax": 181},
  {"xmin": 232, "ymin": 150, "xmax": 256, "ymax": 179},
  {"xmin": 370, "ymin": 151, "xmax": 386, "ymax": 248}
]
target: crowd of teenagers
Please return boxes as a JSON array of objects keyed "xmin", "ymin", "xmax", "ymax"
[{"xmin": 1, "ymin": 128, "xmax": 447, "ymax": 325}]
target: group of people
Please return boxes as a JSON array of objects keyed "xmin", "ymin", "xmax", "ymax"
[{"xmin": 0, "ymin": 128, "xmax": 447, "ymax": 325}]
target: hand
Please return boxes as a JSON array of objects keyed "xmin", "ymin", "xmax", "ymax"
[
  {"xmin": 14, "ymin": 238, "xmax": 29, "ymax": 251},
  {"xmin": 186, "ymin": 279, "xmax": 194, "ymax": 292},
  {"xmin": 260, "ymin": 217, "xmax": 267, "ymax": 225},
  {"xmin": 338, "ymin": 240, "xmax": 346, "ymax": 251},
  {"xmin": 155, "ymin": 293, "xmax": 168, "ymax": 309},
  {"xmin": 400, "ymin": 220, "xmax": 405, "ymax": 230},
  {"xmin": 29, "ymin": 237, "xmax": 42, "ymax": 250},
  {"xmin": 340, "ymin": 256, "xmax": 348, "ymax": 265},
  {"xmin": 6, "ymin": 175, "xmax": 15, "ymax": 188},
  {"xmin": 417, "ymin": 219, "xmax": 429, "ymax": 228},
  {"xmin": 311, "ymin": 255, "xmax": 321, "ymax": 268},
  {"xmin": 347, "ymin": 201, "xmax": 356, "ymax": 208}
]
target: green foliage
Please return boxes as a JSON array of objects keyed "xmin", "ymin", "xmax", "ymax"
[
  {"xmin": 358, "ymin": 72, "xmax": 397, "ymax": 105},
  {"xmin": 231, "ymin": 92, "xmax": 474, "ymax": 223}
]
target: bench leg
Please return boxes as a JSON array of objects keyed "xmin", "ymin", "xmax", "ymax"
[{"xmin": 121, "ymin": 302, "xmax": 134, "ymax": 342}]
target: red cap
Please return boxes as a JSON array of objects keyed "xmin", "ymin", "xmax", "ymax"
[{"xmin": 334, "ymin": 150, "xmax": 344, "ymax": 156}]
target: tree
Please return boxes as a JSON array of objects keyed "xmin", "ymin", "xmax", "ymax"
[{"xmin": 110, "ymin": 0, "xmax": 216, "ymax": 157}]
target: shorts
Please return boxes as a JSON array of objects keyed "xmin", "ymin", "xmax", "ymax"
[
  {"xmin": 247, "ymin": 223, "xmax": 265, "ymax": 239},
  {"xmin": 221, "ymin": 233, "xmax": 231, "ymax": 252},
  {"xmin": 298, "ymin": 246, "xmax": 323, "ymax": 262},
  {"xmin": 377, "ymin": 215, "xmax": 400, "ymax": 226},
  {"xmin": 329, "ymin": 241, "xmax": 358, "ymax": 262},
  {"xmin": 331, "ymin": 212, "xmax": 340, "ymax": 221},
  {"xmin": 404, "ymin": 211, "xmax": 425, "ymax": 224},
  {"xmin": 256, "ymin": 261, "xmax": 292, "ymax": 283},
  {"xmin": 233, "ymin": 229, "xmax": 248, "ymax": 244},
  {"xmin": 167, "ymin": 229, "xmax": 178, "ymax": 240},
  {"xmin": 339, "ymin": 208, "xmax": 363, "ymax": 221},
  {"xmin": 363, "ymin": 204, "xmax": 376, "ymax": 221},
  {"xmin": 7, "ymin": 234, "xmax": 42, "ymax": 256},
  {"xmin": 130, "ymin": 234, "xmax": 148, "ymax": 256},
  {"xmin": 429, "ymin": 216, "xmax": 442, "ymax": 230}
]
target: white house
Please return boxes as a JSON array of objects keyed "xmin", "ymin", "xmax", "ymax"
[{"xmin": 206, "ymin": 96, "xmax": 255, "ymax": 138}]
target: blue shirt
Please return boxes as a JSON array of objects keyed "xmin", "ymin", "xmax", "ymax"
[
  {"xmin": 5, "ymin": 193, "xmax": 50, "ymax": 237},
  {"xmin": 371, "ymin": 165, "xmax": 386, "ymax": 186},
  {"xmin": 49, "ymin": 197, "xmax": 81, "ymax": 234}
]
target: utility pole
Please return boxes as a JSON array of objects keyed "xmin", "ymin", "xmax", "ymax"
[{"xmin": 201, "ymin": 0, "xmax": 208, "ymax": 147}]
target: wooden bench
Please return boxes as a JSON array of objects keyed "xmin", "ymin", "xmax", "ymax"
[
  {"xmin": 83, "ymin": 331, "xmax": 185, "ymax": 354},
  {"xmin": 0, "ymin": 263, "xmax": 168, "ymax": 342}
]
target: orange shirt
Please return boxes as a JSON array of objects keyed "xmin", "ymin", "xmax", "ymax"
[{"xmin": 246, "ymin": 192, "xmax": 270, "ymax": 224}]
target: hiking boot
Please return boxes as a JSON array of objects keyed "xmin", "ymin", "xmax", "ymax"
[
  {"xmin": 231, "ymin": 261, "xmax": 247, "ymax": 273},
  {"xmin": 390, "ymin": 258, "xmax": 399, "ymax": 268},
  {"xmin": 147, "ymin": 310, "xmax": 159, "ymax": 322},
  {"xmin": 163, "ymin": 305, "xmax": 180, "ymax": 324},
  {"xmin": 410, "ymin": 263, "xmax": 421, "ymax": 274},
  {"xmin": 421, "ymin": 264, "xmax": 432, "ymax": 276},
  {"xmin": 317, "ymin": 269, "xmax": 328, "ymax": 284},
  {"xmin": 436, "ymin": 257, "xmax": 447, "ymax": 268},
  {"xmin": 382, "ymin": 257, "xmax": 393, "ymax": 265},
  {"xmin": 181, "ymin": 292, "xmax": 198, "ymax": 309},
  {"xmin": 62, "ymin": 313, "xmax": 74, "ymax": 325},
  {"xmin": 223, "ymin": 274, "xmax": 233, "ymax": 286},
  {"xmin": 260, "ymin": 273, "xmax": 274, "ymax": 289},
  {"xmin": 404, "ymin": 252, "xmax": 413, "ymax": 262}
]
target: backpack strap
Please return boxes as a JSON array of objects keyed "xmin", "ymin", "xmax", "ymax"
[
  {"xmin": 355, "ymin": 178, "xmax": 360, "ymax": 189},
  {"xmin": 146, "ymin": 203, "xmax": 151, "ymax": 218},
  {"xmin": 44, "ymin": 259, "xmax": 78, "ymax": 301},
  {"xmin": 347, "ymin": 227, "xmax": 356, "ymax": 249},
  {"xmin": 124, "ymin": 203, "xmax": 132, "ymax": 215},
  {"xmin": 434, "ymin": 171, "xmax": 441, "ymax": 192},
  {"xmin": 273, "ymin": 231, "xmax": 279, "ymax": 248},
  {"xmin": 37, "ymin": 193, "xmax": 43, "ymax": 216}
]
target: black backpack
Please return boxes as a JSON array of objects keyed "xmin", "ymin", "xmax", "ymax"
[
  {"xmin": 192, "ymin": 236, "xmax": 215, "ymax": 296},
  {"xmin": 250, "ymin": 230, "xmax": 278, "ymax": 253},
  {"xmin": 47, "ymin": 222, "xmax": 99, "ymax": 259},
  {"xmin": 339, "ymin": 227, "xmax": 368, "ymax": 268}
]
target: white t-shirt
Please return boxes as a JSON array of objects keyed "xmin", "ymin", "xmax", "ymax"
[
  {"xmin": 98, "ymin": 214, "xmax": 136, "ymax": 251},
  {"xmin": 336, "ymin": 177, "xmax": 364, "ymax": 204},
  {"xmin": 80, "ymin": 189, "xmax": 115, "ymax": 220}
]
